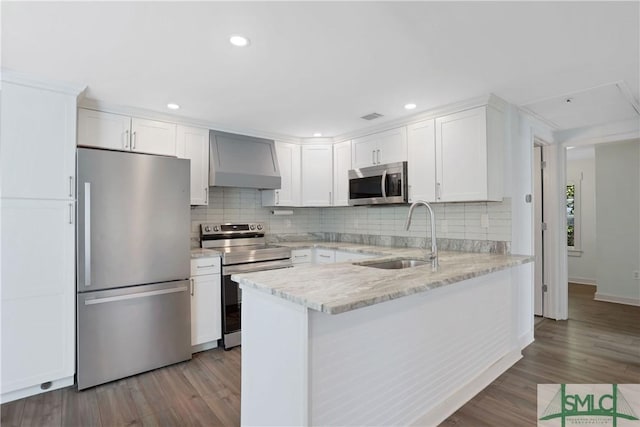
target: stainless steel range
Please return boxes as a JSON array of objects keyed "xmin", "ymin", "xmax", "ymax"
[{"xmin": 201, "ymin": 222, "xmax": 292, "ymax": 349}]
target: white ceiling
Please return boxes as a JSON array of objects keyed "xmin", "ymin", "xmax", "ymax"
[{"xmin": 2, "ymin": 1, "xmax": 639, "ymax": 139}]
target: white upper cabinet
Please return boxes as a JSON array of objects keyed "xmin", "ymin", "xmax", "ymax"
[
  {"xmin": 332, "ymin": 140, "xmax": 352, "ymax": 206},
  {"xmin": 78, "ymin": 109, "xmax": 131, "ymax": 151},
  {"xmin": 301, "ymin": 145, "xmax": 333, "ymax": 206},
  {"xmin": 130, "ymin": 117, "xmax": 177, "ymax": 156},
  {"xmin": 77, "ymin": 108, "xmax": 177, "ymax": 157},
  {"xmin": 435, "ymin": 105, "xmax": 503, "ymax": 202},
  {"xmin": 1, "ymin": 82, "xmax": 76, "ymax": 200},
  {"xmin": 262, "ymin": 142, "xmax": 301, "ymax": 207},
  {"xmin": 177, "ymin": 125, "xmax": 209, "ymax": 206},
  {"xmin": 351, "ymin": 127, "xmax": 407, "ymax": 169},
  {"xmin": 407, "ymin": 120, "xmax": 436, "ymax": 203}
]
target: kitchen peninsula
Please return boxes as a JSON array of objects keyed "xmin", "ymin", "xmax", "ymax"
[{"xmin": 233, "ymin": 243, "xmax": 534, "ymax": 426}]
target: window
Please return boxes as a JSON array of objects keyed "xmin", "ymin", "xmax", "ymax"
[{"xmin": 566, "ymin": 181, "xmax": 581, "ymax": 253}]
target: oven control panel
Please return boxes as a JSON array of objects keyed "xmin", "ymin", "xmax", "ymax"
[{"xmin": 201, "ymin": 222, "xmax": 266, "ymax": 236}]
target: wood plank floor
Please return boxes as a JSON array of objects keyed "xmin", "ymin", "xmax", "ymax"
[{"xmin": 2, "ymin": 283, "xmax": 639, "ymax": 426}]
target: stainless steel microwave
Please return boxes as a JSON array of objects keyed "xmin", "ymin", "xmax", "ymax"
[{"xmin": 348, "ymin": 161, "xmax": 408, "ymax": 206}]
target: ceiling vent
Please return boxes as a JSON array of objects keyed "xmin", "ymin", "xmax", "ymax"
[{"xmin": 361, "ymin": 112, "xmax": 384, "ymax": 121}]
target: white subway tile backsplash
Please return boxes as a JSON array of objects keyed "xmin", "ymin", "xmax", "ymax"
[{"xmin": 190, "ymin": 188, "xmax": 512, "ymax": 247}]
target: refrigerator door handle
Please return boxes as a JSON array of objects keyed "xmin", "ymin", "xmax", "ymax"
[
  {"xmin": 84, "ymin": 285, "xmax": 188, "ymax": 306},
  {"xmin": 84, "ymin": 182, "xmax": 92, "ymax": 287}
]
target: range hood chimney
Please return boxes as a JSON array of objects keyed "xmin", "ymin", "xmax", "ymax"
[{"xmin": 209, "ymin": 130, "xmax": 281, "ymax": 190}]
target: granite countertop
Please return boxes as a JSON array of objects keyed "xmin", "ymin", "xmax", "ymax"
[
  {"xmin": 190, "ymin": 248, "xmax": 221, "ymax": 259},
  {"xmin": 232, "ymin": 241, "xmax": 533, "ymax": 315}
]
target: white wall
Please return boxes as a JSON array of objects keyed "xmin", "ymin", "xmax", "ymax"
[
  {"xmin": 567, "ymin": 150, "xmax": 597, "ymax": 284},
  {"xmin": 594, "ymin": 139, "xmax": 640, "ymax": 305}
]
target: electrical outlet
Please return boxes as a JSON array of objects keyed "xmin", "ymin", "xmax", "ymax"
[
  {"xmin": 633, "ymin": 271, "xmax": 639, "ymax": 280},
  {"xmin": 481, "ymin": 214, "xmax": 489, "ymax": 228}
]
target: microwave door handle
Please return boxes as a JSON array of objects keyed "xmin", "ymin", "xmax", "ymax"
[{"xmin": 381, "ymin": 170, "xmax": 387, "ymax": 199}]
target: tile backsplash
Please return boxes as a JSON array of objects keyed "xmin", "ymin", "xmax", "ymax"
[{"xmin": 191, "ymin": 187, "xmax": 512, "ymax": 250}]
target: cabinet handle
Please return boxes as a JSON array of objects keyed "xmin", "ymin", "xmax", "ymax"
[
  {"xmin": 204, "ymin": 188, "xmax": 208, "ymax": 205},
  {"xmin": 408, "ymin": 184, "xmax": 412, "ymax": 202},
  {"xmin": 124, "ymin": 129, "xmax": 130, "ymax": 149},
  {"xmin": 319, "ymin": 254, "xmax": 331, "ymax": 258},
  {"xmin": 377, "ymin": 149, "xmax": 380, "ymax": 164},
  {"xmin": 276, "ymin": 191, "xmax": 280, "ymax": 205},
  {"xmin": 69, "ymin": 176, "xmax": 74, "ymax": 197},
  {"xmin": 436, "ymin": 182, "xmax": 442, "ymax": 200},
  {"xmin": 197, "ymin": 264, "xmax": 216, "ymax": 268},
  {"xmin": 69, "ymin": 203, "xmax": 73, "ymax": 224},
  {"xmin": 329, "ymin": 191, "xmax": 332, "ymax": 204},
  {"xmin": 372, "ymin": 150, "xmax": 376, "ymax": 165},
  {"xmin": 132, "ymin": 131, "xmax": 137, "ymax": 149},
  {"xmin": 294, "ymin": 255, "xmax": 308, "ymax": 258},
  {"xmin": 190, "ymin": 278, "xmax": 195, "ymax": 296}
]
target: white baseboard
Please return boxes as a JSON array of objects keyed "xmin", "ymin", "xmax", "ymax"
[
  {"xmin": 568, "ymin": 277, "xmax": 597, "ymax": 286},
  {"xmin": 1, "ymin": 376, "xmax": 74, "ymax": 404},
  {"xmin": 519, "ymin": 331, "xmax": 534, "ymax": 350},
  {"xmin": 410, "ymin": 349, "xmax": 522, "ymax": 427},
  {"xmin": 594, "ymin": 292, "xmax": 640, "ymax": 307},
  {"xmin": 191, "ymin": 340, "xmax": 219, "ymax": 354}
]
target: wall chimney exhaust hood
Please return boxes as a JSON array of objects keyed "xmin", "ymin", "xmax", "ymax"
[{"xmin": 209, "ymin": 130, "xmax": 281, "ymax": 190}]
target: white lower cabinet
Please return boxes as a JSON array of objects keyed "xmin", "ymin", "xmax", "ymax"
[
  {"xmin": 190, "ymin": 256, "xmax": 222, "ymax": 350},
  {"xmin": 334, "ymin": 251, "xmax": 375, "ymax": 263},
  {"xmin": 314, "ymin": 248, "xmax": 336, "ymax": 264},
  {"xmin": 291, "ymin": 249, "xmax": 312, "ymax": 265},
  {"xmin": 292, "ymin": 248, "xmax": 376, "ymax": 266},
  {"xmin": 1, "ymin": 199, "xmax": 75, "ymax": 402}
]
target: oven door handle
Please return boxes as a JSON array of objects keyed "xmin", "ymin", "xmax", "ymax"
[{"xmin": 223, "ymin": 259, "xmax": 293, "ymax": 275}]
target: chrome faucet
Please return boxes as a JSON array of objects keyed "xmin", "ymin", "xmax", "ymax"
[{"xmin": 404, "ymin": 200, "xmax": 438, "ymax": 269}]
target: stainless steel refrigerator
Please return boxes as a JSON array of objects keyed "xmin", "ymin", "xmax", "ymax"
[{"xmin": 76, "ymin": 148, "xmax": 191, "ymax": 390}]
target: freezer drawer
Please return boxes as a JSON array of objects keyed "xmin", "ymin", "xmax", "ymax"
[{"xmin": 77, "ymin": 280, "xmax": 191, "ymax": 390}]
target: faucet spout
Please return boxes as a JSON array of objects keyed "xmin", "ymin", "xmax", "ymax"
[{"xmin": 404, "ymin": 200, "xmax": 438, "ymax": 268}]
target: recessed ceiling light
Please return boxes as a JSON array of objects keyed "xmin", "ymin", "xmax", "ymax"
[
  {"xmin": 229, "ymin": 35, "xmax": 250, "ymax": 47},
  {"xmin": 404, "ymin": 103, "xmax": 417, "ymax": 110},
  {"xmin": 167, "ymin": 103, "xmax": 180, "ymax": 110},
  {"xmin": 313, "ymin": 132, "xmax": 322, "ymax": 137}
]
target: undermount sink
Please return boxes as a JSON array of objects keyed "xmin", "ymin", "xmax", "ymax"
[{"xmin": 358, "ymin": 258, "xmax": 428, "ymax": 270}]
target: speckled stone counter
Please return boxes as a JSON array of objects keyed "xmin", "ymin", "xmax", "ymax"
[
  {"xmin": 233, "ymin": 241, "xmax": 533, "ymax": 314},
  {"xmin": 190, "ymin": 248, "xmax": 221, "ymax": 259}
]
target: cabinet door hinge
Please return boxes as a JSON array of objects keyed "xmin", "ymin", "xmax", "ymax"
[
  {"xmin": 541, "ymin": 222, "xmax": 547, "ymax": 231},
  {"xmin": 541, "ymin": 160, "xmax": 547, "ymax": 169},
  {"xmin": 542, "ymin": 284, "xmax": 548, "ymax": 292}
]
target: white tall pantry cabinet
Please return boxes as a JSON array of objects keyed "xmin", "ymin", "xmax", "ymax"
[{"xmin": 1, "ymin": 75, "xmax": 84, "ymax": 402}]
